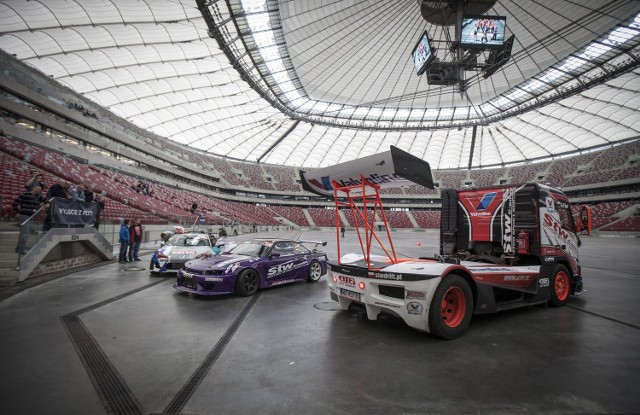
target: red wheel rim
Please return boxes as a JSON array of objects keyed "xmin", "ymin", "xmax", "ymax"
[
  {"xmin": 441, "ymin": 286, "xmax": 466, "ymax": 328},
  {"xmin": 555, "ymin": 271, "xmax": 570, "ymax": 301}
]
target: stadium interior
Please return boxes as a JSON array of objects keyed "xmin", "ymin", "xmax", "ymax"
[{"xmin": 0, "ymin": 1, "xmax": 639, "ymax": 414}]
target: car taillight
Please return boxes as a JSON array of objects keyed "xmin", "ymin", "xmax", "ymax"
[{"xmin": 358, "ymin": 281, "xmax": 366, "ymax": 290}]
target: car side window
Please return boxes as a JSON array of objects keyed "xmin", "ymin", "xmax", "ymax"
[
  {"xmin": 558, "ymin": 207, "xmax": 575, "ymax": 232},
  {"xmin": 272, "ymin": 242, "xmax": 294, "ymax": 256},
  {"xmin": 292, "ymin": 242, "xmax": 310, "ymax": 255}
]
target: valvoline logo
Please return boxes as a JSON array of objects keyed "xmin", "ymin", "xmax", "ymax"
[
  {"xmin": 475, "ymin": 192, "xmax": 497, "ymax": 210},
  {"xmin": 309, "ymin": 176, "xmax": 333, "ymax": 191}
]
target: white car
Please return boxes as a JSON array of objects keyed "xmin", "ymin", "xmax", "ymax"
[{"xmin": 150, "ymin": 233, "xmax": 213, "ymax": 273}]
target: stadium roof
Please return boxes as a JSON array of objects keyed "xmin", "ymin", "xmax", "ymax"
[{"xmin": 1, "ymin": 0, "xmax": 639, "ymax": 169}]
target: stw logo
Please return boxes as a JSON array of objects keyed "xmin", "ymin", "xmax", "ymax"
[
  {"xmin": 543, "ymin": 213, "xmax": 569, "ymax": 240},
  {"xmin": 267, "ymin": 261, "xmax": 296, "ymax": 278},
  {"xmin": 476, "ymin": 192, "xmax": 497, "ymax": 210}
]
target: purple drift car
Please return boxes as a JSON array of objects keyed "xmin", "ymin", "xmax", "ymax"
[{"xmin": 174, "ymin": 238, "xmax": 328, "ymax": 296}]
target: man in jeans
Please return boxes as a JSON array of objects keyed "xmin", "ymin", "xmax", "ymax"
[
  {"xmin": 12, "ymin": 185, "xmax": 44, "ymax": 255},
  {"xmin": 128, "ymin": 219, "xmax": 143, "ymax": 261},
  {"xmin": 119, "ymin": 219, "xmax": 130, "ymax": 263}
]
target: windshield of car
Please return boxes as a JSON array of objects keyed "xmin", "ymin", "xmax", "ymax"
[
  {"xmin": 166, "ymin": 234, "xmax": 211, "ymax": 247},
  {"xmin": 228, "ymin": 241, "xmax": 269, "ymax": 257}
]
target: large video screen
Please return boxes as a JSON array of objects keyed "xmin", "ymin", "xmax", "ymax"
[
  {"xmin": 411, "ymin": 31, "xmax": 435, "ymax": 75},
  {"xmin": 460, "ymin": 15, "xmax": 506, "ymax": 49}
]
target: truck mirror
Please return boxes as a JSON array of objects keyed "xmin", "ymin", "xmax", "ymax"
[{"xmin": 580, "ymin": 206, "xmax": 592, "ymax": 235}]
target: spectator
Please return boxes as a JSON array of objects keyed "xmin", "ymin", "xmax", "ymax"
[
  {"xmin": 219, "ymin": 227, "xmax": 227, "ymax": 237},
  {"xmin": 209, "ymin": 235, "xmax": 221, "ymax": 255},
  {"xmin": 128, "ymin": 219, "xmax": 143, "ymax": 261},
  {"xmin": 12, "ymin": 185, "xmax": 44, "ymax": 255},
  {"xmin": 93, "ymin": 193, "xmax": 105, "ymax": 230},
  {"xmin": 119, "ymin": 219, "xmax": 130, "ymax": 264},
  {"xmin": 84, "ymin": 186, "xmax": 94, "ymax": 203},
  {"xmin": 43, "ymin": 179, "xmax": 70, "ymax": 232},
  {"xmin": 70, "ymin": 183, "xmax": 86, "ymax": 202},
  {"xmin": 190, "ymin": 201, "xmax": 198, "ymax": 214},
  {"xmin": 341, "ymin": 226, "xmax": 345, "ymax": 238},
  {"xmin": 25, "ymin": 170, "xmax": 47, "ymax": 191}
]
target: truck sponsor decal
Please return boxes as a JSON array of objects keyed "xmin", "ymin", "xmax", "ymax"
[
  {"xmin": 502, "ymin": 188, "xmax": 514, "ymax": 254},
  {"xmin": 407, "ymin": 302, "xmax": 424, "ymax": 315},
  {"xmin": 406, "ymin": 290, "xmax": 427, "ymax": 300},
  {"xmin": 338, "ymin": 275, "xmax": 356, "ymax": 287}
]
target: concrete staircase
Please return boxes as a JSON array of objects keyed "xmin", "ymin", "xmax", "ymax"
[{"xmin": 0, "ymin": 219, "xmax": 22, "ymax": 286}]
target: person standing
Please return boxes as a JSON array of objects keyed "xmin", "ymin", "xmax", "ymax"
[
  {"xmin": 128, "ymin": 219, "xmax": 143, "ymax": 261},
  {"xmin": 93, "ymin": 193, "xmax": 105, "ymax": 230},
  {"xmin": 12, "ymin": 185, "xmax": 44, "ymax": 254},
  {"xmin": 43, "ymin": 178, "xmax": 71, "ymax": 232},
  {"xmin": 119, "ymin": 219, "xmax": 130, "ymax": 263},
  {"xmin": 341, "ymin": 226, "xmax": 345, "ymax": 238}
]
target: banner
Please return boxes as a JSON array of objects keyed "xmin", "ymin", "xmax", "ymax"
[
  {"xmin": 51, "ymin": 198, "xmax": 99, "ymax": 225},
  {"xmin": 299, "ymin": 145, "xmax": 434, "ymax": 197}
]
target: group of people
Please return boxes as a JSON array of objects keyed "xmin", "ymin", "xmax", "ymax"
[
  {"xmin": 12, "ymin": 170, "xmax": 106, "ymax": 254},
  {"xmin": 118, "ymin": 218, "xmax": 144, "ymax": 263}
]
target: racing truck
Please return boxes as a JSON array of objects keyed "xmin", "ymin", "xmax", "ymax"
[{"xmin": 300, "ymin": 146, "xmax": 591, "ymax": 339}]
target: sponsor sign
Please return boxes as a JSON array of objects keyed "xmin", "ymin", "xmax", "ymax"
[
  {"xmin": 51, "ymin": 198, "xmax": 98, "ymax": 225},
  {"xmin": 338, "ymin": 275, "xmax": 356, "ymax": 287},
  {"xmin": 502, "ymin": 188, "xmax": 514, "ymax": 254},
  {"xmin": 503, "ymin": 275, "xmax": 530, "ymax": 282},
  {"xmin": 267, "ymin": 260, "xmax": 308, "ymax": 279},
  {"xmin": 406, "ymin": 290, "xmax": 427, "ymax": 300},
  {"xmin": 372, "ymin": 272, "xmax": 402, "ymax": 281},
  {"xmin": 374, "ymin": 301, "xmax": 401, "ymax": 309},
  {"xmin": 407, "ymin": 302, "xmax": 424, "ymax": 315},
  {"xmin": 539, "ymin": 277, "xmax": 550, "ymax": 287},
  {"xmin": 340, "ymin": 288, "xmax": 361, "ymax": 302},
  {"xmin": 205, "ymin": 277, "xmax": 224, "ymax": 282}
]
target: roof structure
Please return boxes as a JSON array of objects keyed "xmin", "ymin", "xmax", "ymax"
[{"xmin": 1, "ymin": 0, "xmax": 639, "ymax": 169}]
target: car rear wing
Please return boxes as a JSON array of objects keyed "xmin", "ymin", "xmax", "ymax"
[
  {"xmin": 299, "ymin": 145, "xmax": 434, "ymax": 197},
  {"xmin": 299, "ymin": 146, "xmax": 434, "ymax": 268}
]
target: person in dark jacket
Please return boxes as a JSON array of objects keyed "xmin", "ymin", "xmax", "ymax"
[
  {"xmin": 119, "ymin": 219, "xmax": 130, "ymax": 263},
  {"xmin": 13, "ymin": 185, "xmax": 44, "ymax": 254},
  {"xmin": 43, "ymin": 178, "xmax": 70, "ymax": 232},
  {"xmin": 93, "ymin": 193, "xmax": 105, "ymax": 230}
]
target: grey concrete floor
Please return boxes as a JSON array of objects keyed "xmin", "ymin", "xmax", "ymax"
[{"xmin": 0, "ymin": 230, "xmax": 639, "ymax": 415}]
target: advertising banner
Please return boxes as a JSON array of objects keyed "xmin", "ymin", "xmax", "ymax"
[
  {"xmin": 51, "ymin": 198, "xmax": 99, "ymax": 225},
  {"xmin": 299, "ymin": 145, "xmax": 434, "ymax": 197}
]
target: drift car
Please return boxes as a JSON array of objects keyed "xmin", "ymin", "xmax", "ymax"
[
  {"xmin": 150, "ymin": 232, "xmax": 214, "ymax": 274},
  {"xmin": 174, "ymin": 238, "xmax": 328, "ymax": 296}
]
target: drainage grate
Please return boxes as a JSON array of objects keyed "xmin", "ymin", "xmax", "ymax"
[
  {"xmin": 162, "ymin": 293, "xmax": 261, "ymax": 414},
  {"xmin": 61, "ymin": 278, "xmax": 168, "ymax": 415}
]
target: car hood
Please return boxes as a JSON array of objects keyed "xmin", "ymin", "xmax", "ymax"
[
  {"xmin": 158, "ymin": 245, "xmax": 212, "ymax": 258},
  {"xmin": 185, "ymin": 254, "xmax": 256, "ymax": 272}
]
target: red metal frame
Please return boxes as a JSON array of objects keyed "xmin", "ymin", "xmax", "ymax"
[{"xmin": 332, "ymin": 176, "xmax": 398, "ymax": 269}]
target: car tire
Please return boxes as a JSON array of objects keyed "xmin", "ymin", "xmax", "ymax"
[
  {"xmin": 307, "ymin": 260, "xmax": 322, "ymax": 282},
  {"xmin": 428, "ymin": 274, "xmax": 473, "ymax": 340},
  {"xmin": 235, "ymin": 269, "xmax": 259, "ymax": 296},
  {"xmin": 548, "ymin": 264, "xmax": 571, "ymax": 307}
]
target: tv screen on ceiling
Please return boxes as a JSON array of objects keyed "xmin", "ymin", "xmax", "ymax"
[
  {"xmin": 460, "ymin": 15, "xmax": 507, "ymax": 49},
  {"xmin": 411, "ymin": 31, "xmax": 435, "ymax": 75}
]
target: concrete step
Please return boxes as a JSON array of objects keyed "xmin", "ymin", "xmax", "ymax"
[
  {"xmin": 0, "ymin": 259, "xmax": 19, "ymax": 268},
  {"xmin": 0, "ymin": 273, "xmax": 19, "ymax": 288}
]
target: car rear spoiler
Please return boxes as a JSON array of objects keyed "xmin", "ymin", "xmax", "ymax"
[
  {"xmin": 299, "ymin": 145, "xmax": 434, "ymax": 197},
  {"xmin": 298, "ymin": 240, "xmax": 327, "ymax": 247}
]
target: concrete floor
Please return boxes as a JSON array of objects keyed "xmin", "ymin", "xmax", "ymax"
[{"xmin": 0, "ymin": 230, "xmax": 639, "ymax": 415}]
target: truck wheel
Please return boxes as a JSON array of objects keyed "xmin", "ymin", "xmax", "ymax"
[
  {"xmin": 235, "ymin": 269, "xmax": 259, "ymax": 296},
  {"xmin": 307, "ymin": 260, "xmax": 322, "ymax": 282},
  {"xmin": 428, "ymin": 275, "xmax": 473, "ymax": 340},
  {"xmin": 548, "ymin": 264, "xmax": 571, "ymax": 307}
]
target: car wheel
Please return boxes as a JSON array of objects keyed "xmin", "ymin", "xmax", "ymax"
[
  {"xmin": 235, "ymin": 269, "xmax": 259, "ymax": 296},
  {"xmin": 307, "ymin": 260, "xmax": 322, "ymax": 282},
  {"xmin": 548, "ymin": 264, "xmax": 571, "ymax": 307},
  {"xmin": 428, "ymin": 274, "xmax": 473, "ymax": 340}
]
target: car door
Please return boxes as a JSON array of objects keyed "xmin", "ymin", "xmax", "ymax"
[{"xmin": 263, "ymin": 241, "xmax": 300, "ymax": 282}]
